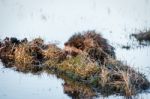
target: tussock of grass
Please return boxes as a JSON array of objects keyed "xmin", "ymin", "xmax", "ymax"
[
  {"xmin": 45, "ymin": 49, "xmax": 150, "ymax": 96},
  {"xmin": 45, "ymin": 52, "xmax": 100, "ymax": 79},
  {"xmin": 14, "ymin": 42, "xmax": 44, "ymax": 72},
  {"xmin": 131, "ymin": 30, "xmax": 150, "ymax": 42},
  {"xmin": 43, "ymin": 44, "xmax": 65, "ymax": 60},
  {"xmin": 102, "ymin": 58, "xmax": 150, "ymax": 95},
  {"xmin": 0, "ymin": 34, "xmax": 149, "ymax": 97},
  {"xmin": 58, "ymin": 53, "xmax": 100, "ymax": 78},
  {"xmin": 14, "ymin": 43, "xmax": 34, "ymax": 69},
  {"xmin": 43, "ymin": 44, "xmax": 66, "ymax": 67},
  {"xmin": 0, "ymin": 37, "xmax": 44, "ymax": 71}
]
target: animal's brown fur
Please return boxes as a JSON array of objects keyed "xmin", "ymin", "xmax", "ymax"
[{"xmin": 64, "ymin": 30, "xmax": 115, "ymax": 64}]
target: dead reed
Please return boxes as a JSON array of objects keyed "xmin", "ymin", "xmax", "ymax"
[{"xmin": 0, "ymin": 33, "xmax": 149, "ymax": 96}]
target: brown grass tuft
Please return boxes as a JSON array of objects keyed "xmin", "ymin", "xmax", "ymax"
[
  {"xmin": 14, "ymin": 43, "xmax": 35, "ymax": 71},
  {"xmin": 0, "ymin": 34, "xmax": 149, "ymax": 97},
  {"xmin": 57, "ymin": 53, "xmax": 100, "ymax": 78}
]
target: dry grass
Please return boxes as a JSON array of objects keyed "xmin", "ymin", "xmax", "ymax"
[
  {"xmin": 43, "ymin": 44, "xmax": 66, "ymax": 67},
  {"xmin": 57, "ymin": 53, "xmax": 100, "ymax": 78},
  {"xmin": 14, "ymin": 43, "xmax": 33, "ymax": 67},
  {"xmin": 0, "ymin": 36, "xmax": 149, "ymax": 96},
  {"xmin": 103, "ymin": 57, "xmax": 150, "ymax": 95},
  {"xmin": 131, "ymin": 30, "xmax": 150, "ymax": 42},
  {"xmin": 42, "ymin": 44, "xmax": 63, "ymax": 59},
  {"xmin": 13, "ymin": 38, "xmax": 45, "ymax": 71},
  {"xmin": 120, "ymin": 70, "xmax": 132, "ymax": 96},
  {"xmin": 99, "ymin": 66, "xmax": 110, "ymax": 87}
]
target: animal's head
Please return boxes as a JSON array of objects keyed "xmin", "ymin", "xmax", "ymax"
[
  {"xmin": 64, "ymin": 31, "xmax": 103, "ymax": 56},
  {"xmin": 64, "ymin": 30, "xmax": 115, "ymax": 58},
  {"xmin": 64, "ymin": 33, "xmax": 85, "ymax": 56}
]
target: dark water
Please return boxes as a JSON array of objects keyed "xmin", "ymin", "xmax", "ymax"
[{"xmin": 0, "ymin": 0, "xmax": 150, "ymax": 99}]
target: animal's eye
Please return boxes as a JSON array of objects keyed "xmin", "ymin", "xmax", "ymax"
[
  {"xmin": 64, "ymin": 42, "xmax": 68, "ymax": 46},
  {"xmin": 76, "ymin": 45, "xmax": 81, "ymax": 49}
]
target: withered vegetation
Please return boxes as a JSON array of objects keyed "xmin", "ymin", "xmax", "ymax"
[
  {"xmin": 131, "ymin": 30, "xmax": 150, "ymax": 43},
  {"xmin": 0, "ymin": 31, "xmax": 149, "ymax": 97}
]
